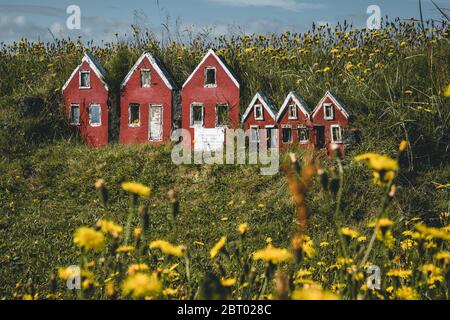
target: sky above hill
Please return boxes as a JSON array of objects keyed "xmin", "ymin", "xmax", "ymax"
[{"xmin": 0, "ymin": 0, "xmax": 448, "ymax": 43}]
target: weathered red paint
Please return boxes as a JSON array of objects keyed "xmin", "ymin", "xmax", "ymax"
[
  {"xmin": 120, "ymin": 54, "xmax": 175, "ymax": 145},
  {"xmin": 62, "ymin": 56, "xmax": 109, "ymax": 148},
  {"xmin": 311, "ymin": 93, "xmax": 350, "ymax": 156},
  {"xmin": 181, "ymin": 50, "xmax": 240, "ymax": 147}
]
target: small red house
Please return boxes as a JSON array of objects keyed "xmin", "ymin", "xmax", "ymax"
[
  {"xmin": 62, "ymin": 52, "xmax": 109, "ymax": 147},
  {"xmin": 241, "ymin": 92, "xmax": 278, "ymax": 148},
  {"xmin": 276, "ymin": 91, "xmax": 313, "ymax": 149},
  {"xmin": 120, "ymin": 52, "xmax": 177, "ymax": 145},
  {"xmin": 311, "ymin": 91, "xmax": 352, "ymax": 155},
  {"xmin": 181, "ymin": 49, "xmax": 240, "ymax": 149}
]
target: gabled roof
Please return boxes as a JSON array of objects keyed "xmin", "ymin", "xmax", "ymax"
[
  {"xmin": 120, "ymin": 52, "xmax": 177, "ymax": 90},
  {"xmin": 312, "ymin": 91, "xmax": 352, "ymax": 119},
  {"xmin": 182, "ymin": 49, "xmax": 240, "ymax": 89},
  {"xmin": 276, "ymin": 91, "xmax": 312, "ymax": 121},
  {"xmin": 62, "ymin": 52, "xmax": 109, "ymax": 92},
  {"xmin": 241, "ymin": 92, "xmax": 277, "ymax": 123}
]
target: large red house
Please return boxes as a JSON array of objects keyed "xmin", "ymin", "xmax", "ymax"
[
  {"xmin": 181, "ymin": 49, "xmax": 240, "ymax": 149},
  {"xmin": 241, "ymin": 92, "xmax": 278, "ymax": 148},
  {"xmin": 276, "ymin": 91, "xmax": 313, "ymax": 149},
  {"xmin": 120, "ymin": 52, "xmax": 177, "ymax": 145},
  {"xmin": 311, "ymin": 91, "xmax": 352, "ymax": 155},
  {"xmin": 62, "ymin": 53, "xmax": 109, "ymax": 147}
]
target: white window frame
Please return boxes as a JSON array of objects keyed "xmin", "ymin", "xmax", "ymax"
[
  {"xmin": 89, "ymin": 104, "xmax": 101, "ymax": 127},
  {"xmin": 281, "ymin": 125, "xmax": 292, "ymax": 144},
  {"xmin": 298, "ymin": 126, "xmax": 309, "ymax": 144},
  {"xmin": 324, "ymin": 103, "xmax": 334, "ymax": 120},
  {"xmin": 331, "ymin": 125, "xmax": 342, "ymax": 143},
  {"xmin": 250, "ymin": 125, "xmax": 260, "ymax": 143},
  {"xmin": 254, "ymin": 104, "xmax": 264, "ymax": 121},
  {"xmin": 190, "ymin": 103, "xmax": 204, "ymax": 127},
  {"xmin": 215, "ymin": 104, "xmax": 229, "ymax": 127},
  {"xmin": 265, "ymin": 125, "xmax": 277, "ymax": 148},
  {"xmin": 70, "ymin": 104, "xmax": 80, "ymax": 125},
  {"xmin": 79, "ymin": 71, "xmax": 91, "ymax": 89},
  {"xmin": 288, "ymin": 104, "xmax": 298, "ymax": 120},
  {"xmin": 128, "ymin": 104, "xmax": 141, "ymax": 127},
  {"xmin": 204, "ymin": 67, "xmax": 217, "ymax": 88},
  {"xmin": 140, "ymin": 69, "xmax": 151, "ymax": 88}
]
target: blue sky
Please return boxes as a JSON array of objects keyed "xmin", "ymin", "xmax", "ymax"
[{"xmin": 0, "ymin": 0, "xmax": 448, "ymax": 43}]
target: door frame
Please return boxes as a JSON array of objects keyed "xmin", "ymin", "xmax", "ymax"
[{"xmin": 149, "ymin": 104, "xmax": 163, "ymax": 142}]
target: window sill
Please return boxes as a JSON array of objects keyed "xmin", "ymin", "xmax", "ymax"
[
  {"xmin": 79, "ymin": 87, "xmax": 91, "ymax": 90},
  {"xmin": 204, "ymin": 84, "xmax": 217, "ymax": 88},
  {"xmin": 299, "ymin": 141, "xmax": 309, "ymax": 144},
  {"xmin": 129, "ymin": 124, "xmax": 141, "ymax": 128}
]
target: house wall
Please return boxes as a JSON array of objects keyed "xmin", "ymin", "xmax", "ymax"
[
  {"xmin": 312, "ymin": 96, "xmax": 349, "ymax": 155},
  {"xmin": 63, "ymin": 61, "xmax": 109, "ymax": 148},
  {"xmin": 277, "ymin": 98, "xmax": 314, "ymax": 150},
  {"xmin": 120, "ymin": 58, "xmax": 173, "ymax": 145},
  {"xmin": 181, "ymin": 54, "xmax": 240, "ymax": 146}
]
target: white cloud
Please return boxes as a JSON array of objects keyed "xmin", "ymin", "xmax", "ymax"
[{"xmin": 207, "ymin": 0, "xmax": 325, "ymax": 11}]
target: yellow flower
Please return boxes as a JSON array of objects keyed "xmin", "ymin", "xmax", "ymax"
[
  {"xmin": 386, "ymin": 269, "xmax": 412, "ymax": 279},
  {"xmin": 357, "ymin": 236, "xmax": 367, "ymax": 242},
  {"xmin": 73, "ymin": 227, "xmax": 105, "ymax": 251},
  {"xmin": 399, "ymin": 140, "xmax": 409, "ymax": 152},
  {"xmin": 127, "ymin": 264, "xmax": 149, "ymax": 275},
  {"xmin": 96, "ymin": 219, "xmax": 123, "ymax": 238},
  {"xmin": 340, "ymin": 227, "xmax": 359, "ymax": 239},
  {"xmin": 355, "ymin": 153, "xmax": 399, "ymax": 187},
  {"xmin": 150, "ymin": 240, "xmax": 185, "ymax": 257},
  {"xmin": 58, "ymin": 266, "xmax": 80, "ymax": 280},
  {"xmin": 163, "ymin": 288, "xmax": 179, "ymax": 296},
  {"xmin": 238, "ymin": 223, "xmax": 249, "ymax": 235},
  {"xmin": 122, "ymin": 272, "xmax": 162, "ymax": 299},
  {"xmin": 415, "ymin": 224, "xmax": 450, "ymax": 241},
  {"xmin": 292, "ymin": 287, "xmax": 339, "ymax": 300},
  {"xmin": 116, "ymin": 245, "xmax": 135, "ymax": 254},
  {"xmin": 444, "ymin": 84, "xmax": 450, "ymax": 97},
  {"xmin": 394, "ymin": 287, "xmax": 418, "ymax": 300},
  {"xmin": 400, "ymin": 239, "xmax": 417, "ymax": 251},
  {"xmin": 319, "ymin": 241, "xmax": 330, "ymax": 248},
  {"xmin": 210, "ymin": 236, "xmax": 227, "ymax": 258},
  {"xmin": 220, "ymin": 278, "xmax": 237, "ymax": 287},
  {"xmin": 121, "ymin": 182, "xmax": 151, "ymax": 197},
  {"xmin": 252, "ymin": 244, "xmax": 293, "ymax": 264},
  {"xmin": 435, "ymin": 251, "xmax": 450, "ymax": 264}
]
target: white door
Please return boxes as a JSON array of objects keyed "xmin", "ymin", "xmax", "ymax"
[{"xmin": 149, "ymin": 105, "xmax": 163, "ymax": 141}]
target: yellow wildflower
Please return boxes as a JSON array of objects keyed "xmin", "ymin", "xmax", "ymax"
[
  {"xmin": 444, "ymin": 84, "xmax": 450, "ymax": 97},
  {"xmin": 58, "ymin": 266, "xmax": 80, "ymax": 281},
  {"xmin": 116, "ymin": 245, "xmax": 135, "ymax": 254},
  {"xmin": 150, "ymin": 240, "xmax": 185, "ymax": 257},
  {"xmin": 415, "ymin": 224, "xmax": 450, "ymax": 241},
  {"xmin": 386, "ymin": 269, "xmax": 412, "ymax": 279},
  {"xmin": 399, "ymin": 140, "xmax": 409, "ymax": 152},
  {"xmin": 319, "ymin": 241, "xmax": 330, "ymax": 248},
  {"xmin": 96, "ymin": 219, "xmax": 123, "ymax": 238},
  {"xmin": 238, "ymin": 223, "xmax": 249, "ymax": 235},
  {"xmin": 122, "ymin": 272, "xmax": 162, "ymax": 299},
  {"xmin": 394, "ymin": 287, "xmax": 418, "ymax": 300},
  {"xmin": 210, "ymin": 236, "xmax": 227, "ymax": 258},
  {"xmin": 220, "ymin": 278, "xmax": 237, "ymax": 287},
  {"xmin": 121, "ymin": 182, "xmax": 151, "ymax": 197},
  {"xmin": 127, "ymin": 264, "xmax": 149, "ymax": 275},
  {"xmin": 73, "ymin": 227, "xmax": 105, "ymax": 251},
  {"xmin": 340, "ymin": 227, "xmax": 359, "ymax": 239},
  {"xmin": 292, "ymin": 287, "xmax": 339, "ymax": 300},
  {"xmin": 253, "ymin": 244, "xmax": 293, "ymax": 264},
  {"xmin": 355, "ymin": 153, "xmax": 399, "ymax": 187}
]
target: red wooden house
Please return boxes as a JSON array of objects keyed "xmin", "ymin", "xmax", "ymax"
[
  {"xmin": 181, "ymin": 49, "xmax": 240, "ymax": 149},
  {"xmin": 120, "ymin": 52, "xmax": 177, "ymax": 145},
  {"xmin": 311, "ymin": 91, "xmax": 352, "ymax": 155},
  {"xmin": 276, "ymin": 91, "xmax": 313, "ymax": 149},
  {"xmin": 241, "ymin": 92, "xmax": 278, "ymax": 148},
  {"xmin": 62, "ymin": 52, "xmax": 109, "ymax": 147}
]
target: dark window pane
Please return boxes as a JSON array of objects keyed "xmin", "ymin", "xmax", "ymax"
[
  {"xmin": 282, "ymin": 128, "xmax": 292, "ymax": 143},
  {"xmin": 217, "ymin": 104, "xmax": 229, "ymax": 126},
  {"xmin": 129, "ymin": 104, "xmax": 140, "ymax": 126},
  {"xmin": 70, "ymin": 105, "xmax": 80, "ymax": 124},
  {"xmin": 205, "ymin": 68, "xmax": 216, "ymax": 86}
]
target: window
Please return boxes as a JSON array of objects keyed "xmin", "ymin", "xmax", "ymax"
[
  {"xmin": 250, "ymin": 126, "xmax": 260, "ymax": 143},
  {"xmin": 331, "ymin": 125, "xmax": 342, "ymax": 143},
  {"xmin": 129, "ymin": 104, "xmax": 140, "ymax": 127},
  {"xmin": 282, "ymin": 127, "xmax": 292, "ymax": 144},
  {"xmin": 298, "ymin": 127, "xmax": 309, "ymax": 143},
  {"xmin": 89, "ymin": 104, "xmax": 101, "ymax": 126},
  {"xmin": 288, "ymin": 104, "xmax": 297, "ymax": 119},
  {"xmin": 265, "ymin": 126, "xmax": 276, "ymax": 148},
  {"xmin": 324, "ymin": 104, "xmax": 334, "ymax": 120},
  {"xmin": 191, "ymin": 104, "xmax": 204, "ymax": 127},
  {"xmin": 204, "ymin": 67, "xmax": 216, "ymax": 87},
  {"xmin": 254, "ymin": 104, "xmax": 264, "ymax": 120},
  {"xmin": 141, "ymin": 70, "xmax": 151, "ymax": 87},
  {"xmin": 216, "ymin": 104, "xmax": 229, "ymax": 127},
  {"xmin": 70, "ymin": 105, "xmax": 80, "ymax": 125},
  {"xmin": 80, "ymin": 71, "xmax": 90, "ymax": 88}
]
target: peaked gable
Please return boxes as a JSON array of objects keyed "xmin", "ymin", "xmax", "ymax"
[
  {"xmin": 62, "ymin": 52, "xmax": 108, "ymax": 92},
  {"xmin": 182, "ymin": 49, "xmax": 240, "ymax": 89},
  {"xmin": 241, "ymin": 92, "xmax": 277, "ymax": 123},
  {"xmin": 276, "ymin": 91, "xmax": 312, "ymax": 121},
  {"xmin": 120, "ymin": 52, "xmax": 177, "ymax": 90},
  {"xmin": 312, "ymin": 91, "xmax": 352, "ymax": 119}
]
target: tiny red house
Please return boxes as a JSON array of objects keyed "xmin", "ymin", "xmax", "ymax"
[
  {"xmin": 276, "ymin": 91, "xmax": 313, "ymax": 149},
  {"xmin": 241, "ymin": 92, "xmax": 278, "ymax": 148},
  {"xmin": 62, "ymin": 53, "xmax": 109, "ymax": 147},
  {"xmin": 120, "ymin": 52, "xmax": 177, "ymax": 145},
  {"xmin": 311, "ymin": 91, "xmax": 352, "ymax": 156},
  {"xmin": 181, "ymin": 49, "xmax": 240, "ymax": 149}
]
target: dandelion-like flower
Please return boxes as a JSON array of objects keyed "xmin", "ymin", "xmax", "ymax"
[
  {"xmin": 210, "ymin": 236, "xmax": 227, "ymax": 258},
  {"xmin": 252, "ymin": 244, "xmax": 293, "ymax": 264},
  {"xmin": 121, "ymin": 182, "xmax": 151, "ymax": 197},
  {"xmin": 96, "ymin": 219, "xmax": 123, "ymax": 238},
  {"xmin": 122, "ymin": 272, "xmax": 162, "ymax": 299},
  {"xmin": 355, "ymin": 153, "xmax": 399, "ymax": 187},
  {"xmin": 149, "ymin": 240, "xmax": 185, "ymax": 257},
  {"xmin": 73, "ymin": 227, "xmax": 105, "ymax": 251}
]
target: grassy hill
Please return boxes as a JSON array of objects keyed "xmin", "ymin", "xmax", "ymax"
[{"xmin": 0, "ymin": 19, "xmax": 449, "ymax": 300}]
